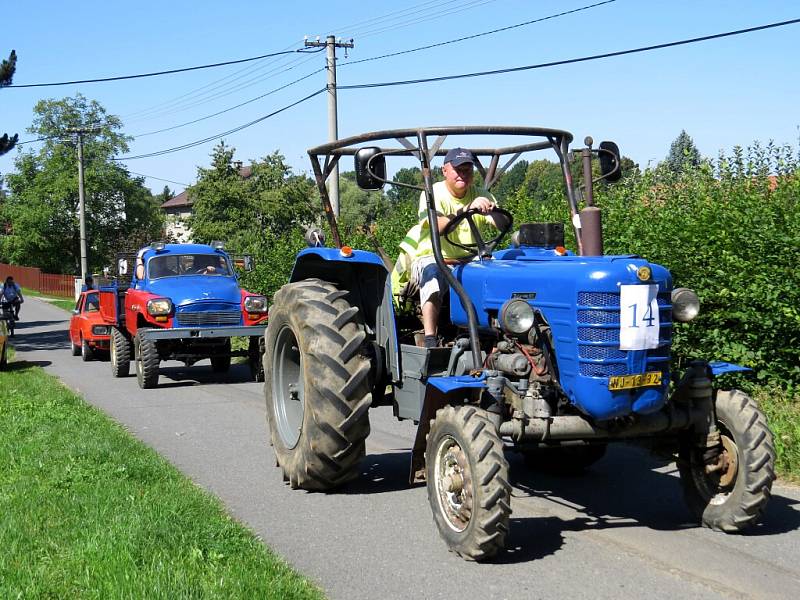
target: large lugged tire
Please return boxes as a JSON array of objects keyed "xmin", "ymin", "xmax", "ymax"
[
  {"xmin": 134, "ymin": 329, "xmax": 160, "ymax": 389},
  {"xmin": 426, "ymin": 405, "xmax": 512, "ymax": 561},
  {"xmin": 678, "ymin": 389, "xmax": 775, "ymax": 532},
  {"xmin": 110, "ymin": 327, "xmax": 131, "ymax": 377},
  {"xmin": 264, "ymin": 279, "xmax": 371, "ymax": 491}
]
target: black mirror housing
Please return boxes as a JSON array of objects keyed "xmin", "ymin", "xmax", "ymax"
[
  {"xmin": 354, "ymin": 147, "xmax": 386, "ymax": 190},
  {"xmin": 599, "ymin": 141, "xmax": 621, "ymax": 182}
]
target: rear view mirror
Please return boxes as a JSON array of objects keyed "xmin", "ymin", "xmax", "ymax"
[
  {"xmin": 118, "ymin": 258, "xmax": 129, "ymax": 276},
  {"xmin": 599, "ymin": 141, "xmax": 621, "ymax": 182},
  {"xmin": 354, "ymin": 147, "xmax": 386, "ymax": 190},
  {"xmin": 232, "ymin": 255, "xmax": 254, "ymax": 272}
]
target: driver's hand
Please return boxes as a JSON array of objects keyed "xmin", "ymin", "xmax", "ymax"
[{"xmin": 469, "ymin": 196, "xmax": 495, "ymax": 214}]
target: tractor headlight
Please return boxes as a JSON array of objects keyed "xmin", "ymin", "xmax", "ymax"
[
  {"xmin": 243, "ymin": 295, "xmax": 268, "ymax": 313},
  {"xmin": 671, "ymin": 287, "xmax": 700, "ymax": 322},
  {"xmin": 146, "ymin": 298, "xmax": 173, "ymax": 316},
  {"xmin": 499, "ymin": 299, "xmax": 535, "ymax": 335}
]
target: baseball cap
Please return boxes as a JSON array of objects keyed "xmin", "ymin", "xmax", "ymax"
[{"xmin": 444, "ymin": 147, "xmax": 475, "ymax": 167}]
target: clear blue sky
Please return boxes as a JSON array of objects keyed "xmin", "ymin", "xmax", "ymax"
[{"xmin": 2, "ymin": 1, "xmax": 798, "ymax": 195}]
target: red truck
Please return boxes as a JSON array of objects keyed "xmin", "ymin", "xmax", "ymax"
[{"xmin": 99, "ymin": 242, "xmax": 268, "ymax": 389}]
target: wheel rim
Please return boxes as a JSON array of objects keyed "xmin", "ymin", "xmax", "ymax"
[
  {"xmin": 272, "ymin": 324, "xmax": 304, "ymax": 448},
  {"xmin": 135, "ymin": 338, "xmax": 143, "ymax": 379},
  {"xmin": 433, "ymin": 434, "xmax": 474, "ymax": 533},
  {"xmin": 110, "ymin": 336, "xmax": 117, "ymax": 365},
  {"xmin": 690, "ymin": 423, "xmax": 739, "ymax": 506}
]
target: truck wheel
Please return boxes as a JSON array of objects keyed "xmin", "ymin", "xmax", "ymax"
[
  {"xmin": 211, "ymin": 340, "xmax": 231, "ymax": 373},
  {"xmin": 81, "ymin": 336, "xmax": 94, "ymax": 362},
  {"xmin": 71, "ymin": 337, "xmax": 81, "ymax": 356},
  {"xmin": 426, "ymin": 405, "xmax": 511, "ymax": 561},
  {"xmin": 522, "ymin": 443, "xmax": 607, "ymax": 475},
  {"xmin": 678, "ymin": 389, "xmax": 775, "ymax": 532},
  {"xmin": 134, "ymin": 329, "xmax": 160, "ymax": 389},
  {"xmin": 110, "ymin": 327, "xmax": 131, "ymax": 377},
  {"xmin": 248, "ymin": 335, "xmax": 265, "ymax": 382},
  {"xmin": 265, "ymin": 279, "xmax": 371, "ymax": 491}
]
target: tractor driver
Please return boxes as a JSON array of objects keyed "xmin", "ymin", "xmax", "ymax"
[{"xmin": 391, "ymin": 148, "xmax": 510, "ymax": 348}]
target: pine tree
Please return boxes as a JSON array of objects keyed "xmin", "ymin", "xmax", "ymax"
[{"xmin": 665, "ymin": 130, "xmax": 701, "ymax": 173}]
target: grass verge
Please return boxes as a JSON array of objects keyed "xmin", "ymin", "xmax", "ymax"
[
  {"xmin": 22, "ymin": 286, "xmax": 76, "ymax": 312},
  {"xmin": 756, "ymin": 386, "xmax": 800, "ymax": 484},
  {"xmin": 0, "ymin": 357, "xmax": 323, "ymax": 599}
]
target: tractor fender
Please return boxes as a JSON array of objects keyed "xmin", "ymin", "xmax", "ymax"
[
  {"xmin": 290, "ymin": 247, "xmax": 400, "ymax": 383},
  {"xmin": 708, "ymin": 361, "xmax": 752, "ymax": 376},
  {"xmin": 409, "ymin": 375, "xmax": 488, "ymax": 484}
]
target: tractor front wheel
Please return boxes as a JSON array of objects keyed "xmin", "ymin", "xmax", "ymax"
[
  {"xmin": 264, "ymin": 279, "xmax": 371, "ymax": 490},
  {"xmin": 678, "ymin": 389, "xmax": 775, "ymax": 532},
  {"xmin": 426, "ymin": 405, "xmax": 511, "ymax": 561}
]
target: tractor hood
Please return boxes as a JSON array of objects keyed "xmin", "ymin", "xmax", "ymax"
[{"xmin": 145, "ymin": 276, "xmax": 241, "ymax": 307}]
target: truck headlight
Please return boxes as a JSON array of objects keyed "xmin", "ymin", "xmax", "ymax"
[
  {"xmin": 243, "ymin": 295, "xmax": 268, "ymax": 313},
  {"xmin": 499, "ymin": 299, "xmax": 535, "ymax": 335},
  {"xmin": 91, "ymin": 325, "xmax": 110, "ymax": 336},
  {"xmin": 672, "ymin": 287, "xmax": 700, "ymax": 322},
  {"xmin": 146, "ymin": 298, "xmax": 173, "ymax": 316}
]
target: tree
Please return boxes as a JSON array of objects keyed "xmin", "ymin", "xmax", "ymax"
[
  {"xmin": 664, "ymin": 130, "xmax": 702, "ymax": 173},
  {"xmin": 188, "ymin": 143, "xmax": 318, "ymax": 299},
  {"xmin": 1, "ymin": 50, "xmax": 18, "ymax": 157},
  {"xmin": 1, "ymin": 94, "xmax": 163, "ymax": 273},
  {"xmin": 156, "ymin": 185, "xmax": 174, "ymax": 204}
]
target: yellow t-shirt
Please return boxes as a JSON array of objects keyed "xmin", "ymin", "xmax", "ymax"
[{"xmin": 391, "ymin": 181, "xmax": 497, "ymax": 296}]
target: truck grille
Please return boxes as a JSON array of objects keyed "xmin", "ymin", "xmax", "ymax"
[
  {"xmin": 576, "ymin": 291, "xmax": 672, "ymax": 379},
  {"xmin": 175, "ymin": 311, "xmax": 241, "ymax": 327}
]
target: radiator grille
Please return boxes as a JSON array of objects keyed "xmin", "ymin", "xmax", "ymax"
[{"xmin": 176, "ymin": 311, "xmax": 241, "ymax": 326}]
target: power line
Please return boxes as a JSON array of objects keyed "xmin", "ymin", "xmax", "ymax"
[
  {"xmin": 341, "ymin": 17, "xmax": 800, "ymax": 90},
  {"xmin": 128, "ymin": 171, "xmax": 190, "ymax": 187},
  {"xmin": 132, "ymin": 68, "xmax": 326, "ymax": 137},
  {"xmin": 112, "ymin": 87, "xmax": 327, "ymax": 161},
  {"xmin": 5, "ymin": 47, "xmax": 315, "ymax": 88},
  {"xmin": 342, "ymin": 0, "xmax": 617, "ymax": 66}
]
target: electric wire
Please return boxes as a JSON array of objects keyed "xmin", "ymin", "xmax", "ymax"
[
  {"xmin": 112, "ymin": 87, "xmax": 327, "ymax": 161},
  {"xmin": 6, "ymin": 47, "xmax": 312, "ymax": 88},
  {"xmin": 340, "ymin": 17, "xmax": 800, "ymax": 90},
  {"xmin": 122, "ymin": 40, "xmax": 307, "ymax": 120},
  {"xmin": 342, "ymin": 0, "xmax": 617, "ymax": 67},
  {"xmin": 132, "ymin": 68, "xmax": 325, "ymax": 137},
  {"xmin": 128, "ymin": 171, "xmax": 190, "ymax": 187}
]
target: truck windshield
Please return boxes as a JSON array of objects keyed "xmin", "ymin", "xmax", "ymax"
[{"xmin": 148, "ymin": 254, "xmax": 233, "ymax": 278}]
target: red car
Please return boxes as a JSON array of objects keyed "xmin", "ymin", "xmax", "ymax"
[{"xmin": 70, "ymin": 290, "xmax": 111, "ymax": 361}]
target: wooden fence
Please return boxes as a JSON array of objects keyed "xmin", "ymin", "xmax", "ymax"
[{"xmin": 0, "ymin": 262, "xmax": 76, "ymax": 298}]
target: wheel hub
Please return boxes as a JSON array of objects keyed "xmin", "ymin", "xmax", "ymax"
[{"xmin": 434, "ymin": 436, "xmax": 473, "ymax": 532}]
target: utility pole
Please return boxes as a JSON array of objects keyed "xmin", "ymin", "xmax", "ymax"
[
  {"xmin": 74, "ymin": 129, "xmax": 88, "ymax": 282},
  {"xmin": 304, "ymin": 35, "xmax": 354, "ymax": 217}
]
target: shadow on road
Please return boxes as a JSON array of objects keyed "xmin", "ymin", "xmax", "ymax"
[
  {"xmin": 7, "ymin": 328, "xmax": 70, "ymax": 352},
  {"xmin": 343, "ymin": 451, "xmax": 418, "ymax": 495},
  {"xmin": 1, "ymin": 359, "xmax": 53, "ymax": 371}
]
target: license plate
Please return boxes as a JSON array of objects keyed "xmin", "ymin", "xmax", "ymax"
[{"xmin": 608, "ymin": 371, "xmax": 662, "ymax": 391}]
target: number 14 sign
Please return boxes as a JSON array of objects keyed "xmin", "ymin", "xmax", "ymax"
[{"xmin": 619, "ymin": 284, "xmax": 659, "ymax": 350}]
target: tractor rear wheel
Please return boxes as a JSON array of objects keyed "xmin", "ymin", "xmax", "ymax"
[
  {"xmin": 110, "ymin": 327, "xmax": 131, "ymax": 377},
  {"xmin": 426, "ymin": 405, "xmax": 511, "ymax": 561},
  {"xmin": 134, "ymin": 329, "xmax": 160, "ymax": 389},
  {"xmin": 264, "ymin": 279, "xmax": 371, "ymax": 491},
  {"xmin": 678, "ymin": 389, "xmax": 775, "ymax": 532}
]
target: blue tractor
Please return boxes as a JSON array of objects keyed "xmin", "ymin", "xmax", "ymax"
[{"xmin": 264, "ymin": 126, "xmax": 775, "ymax": 561}]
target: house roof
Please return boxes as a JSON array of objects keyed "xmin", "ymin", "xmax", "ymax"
[{"xmin": 159, "ymin": 165, "xmax": 253, "ymax": 209}]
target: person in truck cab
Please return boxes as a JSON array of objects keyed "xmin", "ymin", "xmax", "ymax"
[{"xmin": 391, "ymin": 148, "xmax": 509, "ymax": 348}]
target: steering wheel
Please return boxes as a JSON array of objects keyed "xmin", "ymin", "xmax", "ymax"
[{"xmin": 441, "ymin": 207, "xmax": 514, "ymax": 257}]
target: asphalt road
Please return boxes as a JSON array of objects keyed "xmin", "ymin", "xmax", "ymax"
[{"xmin": 11, "ymin": 297, "xmax": 800, "ymax": 599}]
